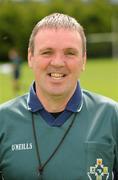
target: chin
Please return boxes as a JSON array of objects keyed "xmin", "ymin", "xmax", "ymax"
[
  {"xmin": 48, "ymin": 89, "xmax": 70, "ymax": 97},
  {"xmin": 49, "ymin": 91, "xmax": 64, "ymax": 96}
]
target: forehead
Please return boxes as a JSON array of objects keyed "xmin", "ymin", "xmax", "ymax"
[{"xmin": 34, "ymin": 28, "xmax": 82, "ymax": 48}]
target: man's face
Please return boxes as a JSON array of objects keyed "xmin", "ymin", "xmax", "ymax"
[{"xmin": 28, "ymin": 28, "xmax": 86, "ymax": 99}]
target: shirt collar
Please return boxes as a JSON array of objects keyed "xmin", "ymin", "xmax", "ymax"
[{"xmin": 27, "ymin": 81, "xmax": 83, "ymax": 113}]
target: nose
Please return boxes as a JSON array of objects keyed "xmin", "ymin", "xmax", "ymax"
[{"xmin": 50, "ymin": 54, "xmax": 65, "ymax": 67}]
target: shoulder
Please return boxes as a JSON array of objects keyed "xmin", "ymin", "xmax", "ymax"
[
  {"xmin": 82, "ymin": 89, "xmax": 118, "ymax": 105},
  {"xmin": 0, "ymin": 94, "xmax": 30, "ymax": 139},
  {"xmin": 0, "ymin": 93, "xmax": 28, "ymax": 113},
  {"xmin": 82, "ymin": 89, "xmax": 118, "ymax": 113}
]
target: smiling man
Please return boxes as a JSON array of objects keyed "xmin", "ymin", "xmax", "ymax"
[
  {"xmin": 0, "ymin": 13, "xmax": 118, "ymax": 180},
  {"xmin": 28, "ymin": 28, "xmax": 86, "ymax": 112}
]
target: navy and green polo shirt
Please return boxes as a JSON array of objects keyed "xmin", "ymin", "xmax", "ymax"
[
  {"xmin": 0, "ymin": 81, "xmax": 118, "ymax": 180},
  {"xmin": 27, "ymin": 81, "xmax": 83, "ymax": 126}
]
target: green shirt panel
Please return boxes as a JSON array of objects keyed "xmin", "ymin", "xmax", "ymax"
[{"xmin": 0, "ymin": 91, "xmax": 118, "ymax": 180}]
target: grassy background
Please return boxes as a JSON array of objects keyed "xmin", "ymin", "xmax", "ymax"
[{"xmin": 0, "ymin": 58, "xmax": 118, "ymax": 104}]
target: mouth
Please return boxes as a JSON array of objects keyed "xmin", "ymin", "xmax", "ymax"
[{"xmin": 48, "ymin": 73, "xmax": 66, "ymax": 79}]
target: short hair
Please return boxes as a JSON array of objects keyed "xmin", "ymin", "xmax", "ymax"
[{"xmin": 28, "ymin": 13, "xmax": 86, "ymax": 56}]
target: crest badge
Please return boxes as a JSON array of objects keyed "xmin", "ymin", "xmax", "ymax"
[{"xmin": 87, "ymin": 158, "xmax": 109, "ymax": 180}]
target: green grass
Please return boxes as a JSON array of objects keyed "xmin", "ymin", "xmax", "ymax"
[
  {"xmin": 0, "ymin": 63, "xmax": 34, "ymax": 104},
  {"xmin": 0, "ymin": 58, "xmax": 118, "ymax": 104},
  {"xmin": 81, "ymin": 58, "xmax": 118, "ymax": 101}
]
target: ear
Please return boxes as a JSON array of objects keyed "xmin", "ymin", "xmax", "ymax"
[
  {"xmin": 28, "ymin": 48, "xmax": 34, "ymax": 68},
  {"xmin": 82, "ymin": 51, "xmax": 86, "ymax": 72}
]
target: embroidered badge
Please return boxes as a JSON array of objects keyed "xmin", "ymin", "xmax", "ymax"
[{"xmin": 87, "ymin": 158, "xmax": 109, "ymax": 180}]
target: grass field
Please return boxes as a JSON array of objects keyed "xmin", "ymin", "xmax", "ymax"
[{"xmin": 0, "ymin": 58, "xmax": 118, "ymax": 104}]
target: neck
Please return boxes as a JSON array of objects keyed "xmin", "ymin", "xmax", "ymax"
[{"xmin": 36, "ymin": 87, "xmax": 76, "ymax": 113}]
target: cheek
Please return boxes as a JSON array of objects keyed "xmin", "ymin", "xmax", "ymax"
[
  {"xmin": 69, "ymin": 61, "xmax": 84, "ymax": 80},
  {"xmin": 30, "ymin": 60, "xmax": 41, "ymax": 76},
  {"xmin": 34, "ymin": 57, "xmax": 50, "ymax": 70},
  {"xmin": 67, "ymin": 60, "xmax": 83, "ymax": 73}
]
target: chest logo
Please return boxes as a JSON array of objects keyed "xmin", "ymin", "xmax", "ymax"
[{"xmin": 87, "ymin": 158, "xmax": 109, "ymax": 180}]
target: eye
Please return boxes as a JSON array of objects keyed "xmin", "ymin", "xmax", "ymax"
[
  {"xmin": 67, "ymin": 52, "xmax": 75, "ymax": 55},
  {"xmin": 64, "ymin": 49, "xmax": 78, "ymax": 57},
  {"xmin": 65, "ymin": 51, "xmax": 76, "ymax": 56},
  {"xmin": 41, "ymin": 51, "xmax": 52, "ymax": 55},
  {"xmin": 39, "ymin": 48, "xmax": 54, "ymax": 56}
]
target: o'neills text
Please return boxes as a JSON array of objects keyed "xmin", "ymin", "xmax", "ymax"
[{"xmin": 11, "ymin": 143, "xmax": 32, "ymax": 151}]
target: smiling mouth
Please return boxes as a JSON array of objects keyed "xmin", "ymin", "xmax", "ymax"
[{"xmin": 48, "ymin": 73, "xmax": 66, "ymax": 79}]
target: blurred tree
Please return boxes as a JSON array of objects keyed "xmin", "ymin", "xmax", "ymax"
[{"xmin": 0, "ymin": 0, "xmax": 118, "ymax": 60}]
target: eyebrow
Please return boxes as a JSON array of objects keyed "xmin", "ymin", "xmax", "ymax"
[
  {"xmin": 37, "ymin": 48, "xmax": 54, "ymax": 55},
  {"xmin": 39, "ymin": 48, "xmax": 53, "ymax": 52},
  {"xmin": 38, "ymin": 47, "xmax": 79, "ymax": 54}
]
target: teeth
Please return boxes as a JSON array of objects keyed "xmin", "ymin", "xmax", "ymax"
[{"xmin": 50, "ymin": 73, "xmax": 64, "ymax": 78}]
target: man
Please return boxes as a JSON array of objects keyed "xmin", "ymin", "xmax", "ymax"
[
  {"xmin": 0, "ymin": 13, "xmax": 118, "ymax": 180},
  {"xmin": 8, "ymin": 48, "xmax": 22, "ymax": 93}
]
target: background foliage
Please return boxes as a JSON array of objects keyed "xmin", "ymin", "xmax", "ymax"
[{"xmin": 0, "ymin": 0, "xmax": 118, "ymax": 60}]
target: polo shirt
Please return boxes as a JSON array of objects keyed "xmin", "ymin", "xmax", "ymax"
[
  {"xmin": 0, "ymin": 85, "xmax": 118, "ymax": 180},
  {"xmin": 27, "ymin": 81, "xmax": 83, "ymax": 126}
]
